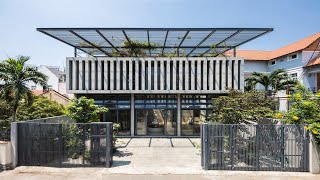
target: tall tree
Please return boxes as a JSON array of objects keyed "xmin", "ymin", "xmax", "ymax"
[
  {"xmin": 245, "ymin": 69, "xmax": 298, "ymax": 96},
  {"xmin": 0, "ymin": 56, "xmax": 47, "ymax": 122}
]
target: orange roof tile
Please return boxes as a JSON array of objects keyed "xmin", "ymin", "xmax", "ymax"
[
  {"xmin": 32, "ymin": 90, "xmax": 45, "ymax": 95},
  {"xmin": 231, "ymin": 50, "xmax": 271, "ymax": 60},
  {"xmin": 269, "ymin": 32, "xmax": 320, "ymax": 59},
  {"xmin": 305, "ymin": 55, "xmax": 320, "ymax": 67},
  {"xmin": 232, "ymin": 32, "xmax": 320, "ymax": 61}
]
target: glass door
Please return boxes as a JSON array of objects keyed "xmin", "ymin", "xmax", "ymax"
[{"xmin": 135, "ymin": 110, "xmax": 147, "ymax": 135}]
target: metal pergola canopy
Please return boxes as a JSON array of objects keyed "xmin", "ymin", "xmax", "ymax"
[{"xmin": 37, "ymin": 28, "xmax": 273, "ymax": 57}]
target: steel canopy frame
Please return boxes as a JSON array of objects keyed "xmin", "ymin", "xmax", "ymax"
[{"xmin": 37, "ymin": 27, "xmax": 273, "ymax": 57}]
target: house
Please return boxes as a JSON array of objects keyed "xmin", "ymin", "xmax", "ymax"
[
  {"xmin": 27, "ymin": 65, "xmax": 72, "ymax": 98},
  {"xmin": 32, "ymin": 89, "xmax": 70, "ymax": 106},
  {"xmin": 37, "ymin": 27, "xmax": 272, "ymax": 137},
  {"xmin": 240, "ymin": 32, "xmax": 320, "ymax": 92}
]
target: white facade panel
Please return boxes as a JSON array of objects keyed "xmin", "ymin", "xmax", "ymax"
[{"xmin": 67, "ymin": 57, "xmax": 243, "ymax": 94}]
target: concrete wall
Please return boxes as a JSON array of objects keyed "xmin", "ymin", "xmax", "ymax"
[
  {"xmin": 244, "ymin": 60, "xmax": 268, "ymax": 73},
  {"xmin": 66, "ymin": 57, "xmax": 245, "ymax": 94}
]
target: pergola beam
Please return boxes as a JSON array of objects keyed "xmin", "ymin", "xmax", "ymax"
[
  {"xmin": 187, "ymin": 30, "xmax": 215, "ymax": 57},
  {"xmin": 96, "ymin": 30, "xmax": 120, "ymax": 52},
  {"xmin": 199, "ymin": 30, "xmax": 242, "ymax": 57},
  {"xmin": 162, "ymin": 30, "xmax": 169, "ymax": 55},
  {"xmin": 69, "ymin": 30, "xmax": 111, "ymax": 56},
  {"xmin": 177, "ymin": 31, "xmax": 190, "ymax": 57},
  {"xmin": 122, "ymin": 30, "xmax": 138, "ymax": 57}
]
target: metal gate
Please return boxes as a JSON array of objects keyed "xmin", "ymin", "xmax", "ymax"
[
  {"xmin": 17, "ymin": 122, "xmax": 113, "ymax": 167},
  {"xmin": 201, "ymin": 124, "xmax": 309, "ymax": 171}
]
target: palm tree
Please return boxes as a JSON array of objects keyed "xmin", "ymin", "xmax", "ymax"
[
  {"xmin": 0, "ymin": 56, "xmax": 47, "ymax": 122},
  {"xmin": 245, "ymin": 69, "xmax": 298, "ymax": 96}
]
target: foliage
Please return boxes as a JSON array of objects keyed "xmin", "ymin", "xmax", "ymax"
[
  {"xmin": 207, "ymin": 90, "xmax": 276, "ymax": 124},
  {"xmin": 0, "ymin": 56, "xmax": 48, "ymax": 122},
  {"xmin": 62, "ymin": 123, "xmax": 83, "ymax": 159},
  {"xmin": 16, "ymin": 95, "xmax": 66, "ymax": 121},
  {"xmin": 111, "ymin": 40, "xmax": 158, "ymax": 57},
  {"xmin": 245, "ymin": 69, "xmax": 298, "ymax": 96},
  {"xmin": 67, "ymin": 96, "xmax": 108, "ymax": 123},
  {"xmin": 278, "ymin": 84, "xmax": 320, "ymax": 144}
]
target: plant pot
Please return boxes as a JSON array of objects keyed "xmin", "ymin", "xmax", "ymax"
[
  {"xmin": 147, "ymin": 127, "xmax": 164, "ymax": 133},
  {"xmin": 0, "ymin": 141, "xmax": 12, "ymax": 170}
]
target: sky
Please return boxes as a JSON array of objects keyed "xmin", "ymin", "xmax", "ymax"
[{"xmin": 0, "ymin": 0, "xmax": 319, "ymax": 67}]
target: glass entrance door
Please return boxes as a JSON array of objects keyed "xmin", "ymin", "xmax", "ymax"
[{"xmin": 135, "ymin": 109, "xmax": 176, "ymax": 136}]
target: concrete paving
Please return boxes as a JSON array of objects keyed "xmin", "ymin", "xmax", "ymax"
[{"xmin": 0, "ymin": 138, "xmax": 319, "ymax": 179}]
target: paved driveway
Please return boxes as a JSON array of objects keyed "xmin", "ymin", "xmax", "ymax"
[{"xmin": 111, "ymin": 138, "xmax": 202, "ymax": 174}]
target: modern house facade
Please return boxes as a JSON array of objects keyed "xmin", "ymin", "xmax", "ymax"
[{"xmin": 38, "ymin": 27, "xmax": 272, "ymax": 136}]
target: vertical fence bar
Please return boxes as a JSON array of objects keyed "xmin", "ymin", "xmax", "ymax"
[
  {"xmin": 255, "ymin": 125, "xmax": 260, "ymax": 171},
  {"xmin": 203, "ymin": 123, "xmax": 209, "ymax": 170},
  {"xmin": 230, "ymin": 125, "xmax": 234, "ymax": 170},
  {"xmin": 82, "ymin": 124, "xmax": 86, "ymax": 165},
  {"xmin": 281, "ymin": 125, "xmax": 285, "ymax": 171},
  {"xmin": 58, "ymin": 124, "xmax": 62, "ymax": 167}
]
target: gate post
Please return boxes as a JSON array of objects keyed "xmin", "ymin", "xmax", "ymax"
[
  {"xmin": 105, "ymin": 122, "xmax": 113, "ymax": 168},
  {"xmin": 202, "ymin": 123, "xmax": 209, "ymax": 170},
  {"xmin": 10, "ymin": 122, "xmax": 18, "ymax": 169}
]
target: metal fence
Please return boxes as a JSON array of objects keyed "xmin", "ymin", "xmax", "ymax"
[
  {"xmin": 201, "ymin": 123, "xmax": 309, "ymax": 172},
  {"xmin": 17, "ymin": 122, "xmax": 113, "ymax": 167}
]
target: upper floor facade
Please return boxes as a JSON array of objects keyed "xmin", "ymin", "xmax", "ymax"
[{"xmin": 67, "ymin": 57, "xmax": 244, "ymax": 94}]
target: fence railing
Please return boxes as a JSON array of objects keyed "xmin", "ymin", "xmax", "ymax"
[
  {"xmin": 17, "ymin": 122, "xmax": 113, "ymax": 168},
  {"xmin": 201, "ymin": 123, "xmax": 309, "ymax": 172}
]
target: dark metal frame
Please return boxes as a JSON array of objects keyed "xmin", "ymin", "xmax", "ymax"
[{"xmin": 37, "ymin": 28, "xmax": 273, "ymax": 57}]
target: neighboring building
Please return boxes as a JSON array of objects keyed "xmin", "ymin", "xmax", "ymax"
[
  {"xmin": 32, "ymin": 89, "xmax": 70, "ymax": 106},
  {"xmin": 37, "ymin": 27, "xmax": 272, "ymax": 137},
  {"xmin": 239, "ymin": 32, "xmax": 320, "ymax": 92},
  {"xmin": 27, "ymin": 65, "xmax": 72, "ymax": 98}
]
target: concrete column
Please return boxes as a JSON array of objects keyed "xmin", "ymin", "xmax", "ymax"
[
  {"xmin": 123, "ymin": 60, "xmax": 127, "ymax": 90},
  {"xmin": 104, "ymin": 61, "xmax": 108, "ymax": 90},
  {"xmin": 97, "ymin": 60, "xmax": 102, "ymax": 90},
  {"xmin": 197, "ymin": 60, "xmax": 201, "ymax": 90},
  {"xmin": 191, "ymin": 60, "xmax": 195, "ymax": 90},
  {"xmin": 78, "ymin": 60, "xmax": 83, "ymax": 90},
  {"xmin": 166, "ymin": 60, "xmax": 170, "ymax": 90},
  {"xmin": 215, "ymin": 60, "xmax": 220, "ymax": 90},
  {"xmin": 177, "ymin": 94, "xmax": 181, "ymax": 136},
  {"xmin": 239, "ymin": 59, "xmax": 244, "ymax": 91},
  {"xmin": 203, "ymin": 60, "xmax": 207, "ymax": 90},
  {"xmin": 179, "ymin": 60, "xmax": 183, "ymax": 90},
  {"xmin": 160, "ymin": 60, "xmax": 164, "ymax": 90},
  {"xmin": 66, "ymin": 59, "xmax": 70, "ymax": 91},
  {"xmin": 141, "ymin": 59, "xmax": 145, "ymax": 90},
  {"xmin": 116, "ymin": 60, "xmax": 120, "ymax": 90},
  {"xmin": 185, "ymin": 60, "xmax": 189, "ymax": 90},
  {"xmin": 110, "ymin": 61, "xmax": 114, "ymax": 90},
  {"xmin": 130, "ymin": 94, "xmax": 135, "ymax": 137},
  {"xmin": 129, "ymin": 60, "xmax": 132, "ymax": 90},
  {"xmin": 209, "ymin": 60, "xmax": 214, "ymax": 90},
  {"xmin": 135, "ymin": 60, "xmax": 139, "ymax": 90},
  {"xmin": 154, "ymin": 60, "xmax": 158, "ymax": 90},
  {"xmin": 228, "ymin": 60, "xmax": 233, "ymax": 89},
  {"xmin": 173, "ymin": 60, "xmax": 177, "ymax": 91},
  {"xmin": 148, "ymin": 60, "xmax": 151, "ymax": 90},
  {"xmin": 85, "ymin": 60, "xmax": 89, "ymax": 90},
  {"xmin": 10, "ymin": 122, "xmax": 18, "ymax": 168},
  {"xmin": 221, "ymin": 60, "xmax": 226, "ymax": 90},
  {"xmin": 72, "ymin": 60, "xmax": 77, "ymax": 90},
  {"xmin": 234, "ymin": 60, "xmax": 239, "ymax": 90},
  {"xmin": 91, "ymin": 60, "xmax": 96, "ymax": 90}
]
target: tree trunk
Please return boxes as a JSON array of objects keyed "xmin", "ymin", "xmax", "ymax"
[
  {"xmin": 264, "ymin": 85, "xmax": 269, "ymax": 99},
  {"xmin": 12, "ymin": 103, "xmax": 18, "ymax": 122}
]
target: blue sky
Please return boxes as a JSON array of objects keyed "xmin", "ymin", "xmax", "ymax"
[{"xmin": 1, "ymin": 0, "xmax": 319, "ymax": 67}]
